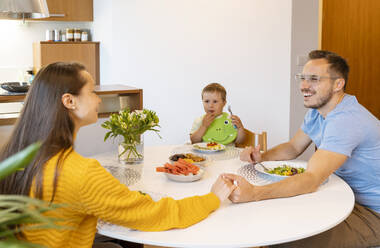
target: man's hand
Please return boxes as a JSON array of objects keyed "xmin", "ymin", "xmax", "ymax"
[
  {"xmin": 240, "ymin": 145, "xmax": 262, "ymax": 163},
  {"xmin": 202, "ymin": 113, "xmax": 216, "ymax": 128},
  {"xmin": 222, "ymin": 174, "xmax": 256, "ymax": 203},
  {"xmin": 211, "ymin": 175, "xmax": 237, "ymax": 202}
]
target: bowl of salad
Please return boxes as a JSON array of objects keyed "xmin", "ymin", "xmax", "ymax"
[{"xmin": 254, "ymin": 160, "xmax": 307, "ymax": 179}]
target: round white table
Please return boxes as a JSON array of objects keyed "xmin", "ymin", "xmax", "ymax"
[{"xmin": 94, "ymin": 145, "xmax": 355, "ymax": 248}]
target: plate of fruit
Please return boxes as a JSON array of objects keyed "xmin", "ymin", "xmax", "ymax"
[
  {"xmin": 169, "ymin": 153, "xmax": 208, "ymax": 166},
  {"xmin": 156, "ymin": 158, "xmax": 204, "ymax": 182}
]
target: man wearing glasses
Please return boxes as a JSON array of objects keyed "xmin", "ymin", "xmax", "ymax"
[{"xmin": 224, "ymin": 50, "xmax": 380, "ymax": 248}]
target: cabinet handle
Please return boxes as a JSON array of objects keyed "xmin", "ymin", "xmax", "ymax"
[{"xmin": 49, "ymin": 14, "xmax": 65, "ymax": 17}]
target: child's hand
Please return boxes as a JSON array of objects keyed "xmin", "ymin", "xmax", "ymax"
[
  {"xmin": 231, "ymin": 115, "xmax": 244, "ymax": 129},
  {"xmin": 202, "ymin": 113, "xmax": 215, "ymax": 128}
]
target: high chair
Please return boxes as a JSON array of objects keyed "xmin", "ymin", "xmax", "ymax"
[{"xmin": 235, "ymin": 128, "xmax": 267, "ymax": 152}]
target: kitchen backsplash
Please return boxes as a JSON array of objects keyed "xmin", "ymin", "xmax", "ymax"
[
  {"xmin": 0, "ymin": 20, "xmax": 92, "ymax": 79},
  {"xmin": 0, "ymin": 66, "xmax": 32, "ymax": 82}
]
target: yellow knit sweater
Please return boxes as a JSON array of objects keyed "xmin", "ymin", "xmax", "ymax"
[{"xmin": 23, "ymin": 149, "xmax": 220, "ymax": 248}]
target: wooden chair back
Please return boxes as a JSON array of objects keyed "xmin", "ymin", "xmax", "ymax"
[{"xmin": 235, "ymin": 129, "xmax": 267, "ymax": 152}]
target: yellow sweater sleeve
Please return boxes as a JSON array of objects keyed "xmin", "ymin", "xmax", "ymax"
[{"xmin": 78, "ymin": 159, "xmax": 220, "ymax": 231}]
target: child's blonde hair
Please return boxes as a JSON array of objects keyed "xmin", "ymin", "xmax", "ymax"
[{"xmin": 202, "ymin": 83, "xmax": 226, "ymax": 102}]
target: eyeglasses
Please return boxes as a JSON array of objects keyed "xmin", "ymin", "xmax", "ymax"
[{"xmin": 295, "ymin": 73, "xmax": 339, "ymax": 85}]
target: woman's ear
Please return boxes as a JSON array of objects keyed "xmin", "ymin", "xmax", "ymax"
[{"xmin": 61, "ymin": 93, "xmax": 76, "ymax": 110}]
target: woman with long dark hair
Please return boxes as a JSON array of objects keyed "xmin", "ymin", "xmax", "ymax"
[{"xmin": 0, "ymin": 62, "xmax": 235, "ymax": 248}]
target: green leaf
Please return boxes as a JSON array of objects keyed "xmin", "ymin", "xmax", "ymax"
[
  {"xmin": 0, "ymin": 143, "xmax": 41, "ymax": 180},
  {"xmin": 0, "ymin": 239, "xmax": 45, "ymax": 248},
  {"xmin": 0, "ymin": 196, "xmax": 64, "ymax": 235},
  {"xmin": 104, "ymin": 131, "xmax": 111, "ymax": 141},
  {"xmin": 101, "ymin": 108, "xmax": 161, "ymax": 144},
  {"xmin": 0, "ymin": 144, "xmax": 67, "ymax": 247}
]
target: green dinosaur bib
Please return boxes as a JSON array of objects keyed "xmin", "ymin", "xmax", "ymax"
[{"xmin": 202, "ymin": 112, "xmax": 238, "ymax": 145}]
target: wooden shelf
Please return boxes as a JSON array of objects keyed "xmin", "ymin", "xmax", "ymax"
[
  {"xmin": 33, "ymin": 41, "xmax": 100, "ymax": 85},
  {"xmin": 98, "ymin": 112, "xmax": 118, "ymax": 118},
  {"xmin": 0, "ymin": 84, "xmax": 143, "ymax": 126},
  {"xmin": 39, "ymin": 41, "xmax": 100, "ymax": 45},
  {"xmin": 0, "ymin": 112, "xmax": 122, "ymax": 126},
  {"xmin": 0, "ymin": 113, "xmax": 19, "ymax": 126},
  {"xmin": 0, "ymin": 94, "xmax": 27, "ymax": 103},
  {"xmin": 95, "ymin": 85, "xmax": 142, "ymax": 95}
]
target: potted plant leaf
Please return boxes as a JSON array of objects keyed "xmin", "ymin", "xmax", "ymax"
[{"xmin": 0, "ymin": 143, "xmax": 63, "ymax": 248}]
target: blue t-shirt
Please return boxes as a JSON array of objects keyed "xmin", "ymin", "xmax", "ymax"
[{"xmin": 301, "ymin": 94, "xmax": 380, "ymax": 213}]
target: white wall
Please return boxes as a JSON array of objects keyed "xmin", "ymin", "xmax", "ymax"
[
  {"xmin": 93, "ymin": 0, "xmax": 294, "ymax": 150},
  {"xmin": 0, "ymin": 1, "xmax": 320, "ymax": 157},
  {"xmin": 290, "ymin": 0, "xmax": 319, "ymax": 159},
  {"xmin": 0, "ymin": 21, "xmax": 91, "ymax": 80}
]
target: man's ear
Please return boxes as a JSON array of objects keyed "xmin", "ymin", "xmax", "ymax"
[
  {"xmin": 61, "ymin": 93, "xmax": 77, "ymax": 110},
  {"xmin": 334, "ymin": 79, "xmax": 345, "ymax": 92}
]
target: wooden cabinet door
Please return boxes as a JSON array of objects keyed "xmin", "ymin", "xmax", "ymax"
[
  {"xmin": 320, "ymin": 0, "xmax": 380, "ymax": 119},
  {"xmin": 33, "ymin": 42, "xmax": 100, "ymax": 85},
  {"xmin": 33, "ymin": 0, "xmax": 93, "ymax": 21}
]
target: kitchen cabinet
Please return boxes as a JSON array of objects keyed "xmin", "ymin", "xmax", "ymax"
[
  {"xmin": 33, "ymin": 0, "xmax": 93, "ymax": 22},
  {"xmin": 33, "ymin": 41, "xmax": 100, "ymax": 85},
  {"xmin": 0, "ymin": 85, "xmax": 143, "ymax": 126}
]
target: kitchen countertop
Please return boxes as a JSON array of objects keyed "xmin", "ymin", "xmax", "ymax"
[
  {"xmin": 0, "ymin": 90, "xmax": 27, "ymax": 102},
  {"xmin": 0, "ymin": 84, "xmax": 142, "ymax": 102},
  {"xmin": 0, "ymin": 84, "xmax": 143, "ymax": 125}
]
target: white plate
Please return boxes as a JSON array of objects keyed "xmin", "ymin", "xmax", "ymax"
[
  {"xmin": 191, "ymin": 159, "xmax": 208, "ymax": 167},
  {"xmin": 192, "ymin": 142, "xmax": 226, "ymax": 153},
  {"xmin": 165, "ymin": 168, "xmax": 204, "ymax": 182},
  {"xmin": 254, "ymin": 160, "xmax": 307, "ymax": 179}
]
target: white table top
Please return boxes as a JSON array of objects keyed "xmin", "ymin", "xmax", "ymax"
[{"xmin": 94, "ymin": 145, "xmax": 355, "ymax": 248}]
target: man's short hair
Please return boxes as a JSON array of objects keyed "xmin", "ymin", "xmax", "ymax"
[
  {"xmin": 202, "ymin": 83, "xmax": 227, "ymax": 102},
  {"xmin": 308, "ymin": 50, "xmax": 350, "ymax": 89}
]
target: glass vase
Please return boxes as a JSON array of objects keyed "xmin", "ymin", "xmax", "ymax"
[{"xmin": 118, "ymin": 135, "xmax": 144, "ymax": 164}]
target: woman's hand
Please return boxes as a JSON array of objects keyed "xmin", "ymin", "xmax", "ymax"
[
  {"xmin": 230, "ymin": 115, "xmax": 244, "ymax": 129},
  {"xmin": 211, "ymin": 175, "xmax": 236, "ymax": 202},
  {"xmin": 222, "ymin": 174, "xmax": 256, "ymax": 203},
  {"xmin": 240, "ymin": 145, "xmax": 262, "ymax": 163}
]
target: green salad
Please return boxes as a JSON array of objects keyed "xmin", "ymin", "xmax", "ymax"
[{"xmin": 267, "ymin": 165, "xmax": 305, "ymax": 176}]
